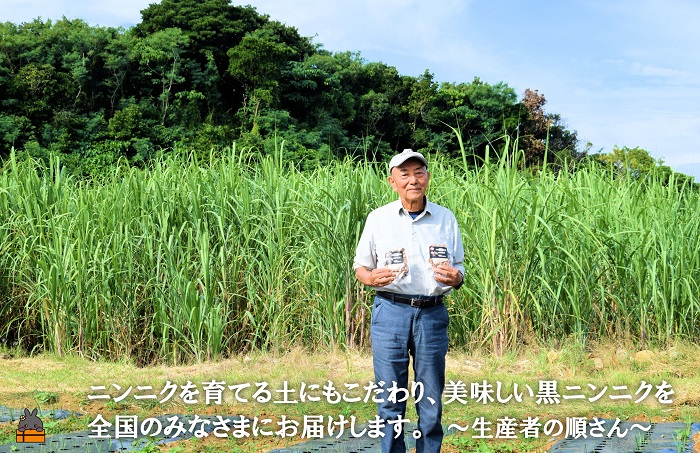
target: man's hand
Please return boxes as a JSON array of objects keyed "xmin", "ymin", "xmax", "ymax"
[
  {"xmin": 356, "ymin": 267, "xmax": 395, "ymax": 287},
  {"xmin": 433, "ymin": 262, "xmax": 463, "ymax": 287}
]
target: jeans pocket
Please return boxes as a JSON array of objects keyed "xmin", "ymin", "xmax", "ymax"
[
  {"xmin": 438, "ymin": 304, "xmax": 450, "ymax": 329},
  {"xmin": 370, "ymin": 298, "xmax": 383, "ymax": 326}
]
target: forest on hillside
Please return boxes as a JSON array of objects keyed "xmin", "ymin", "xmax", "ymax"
[{"xmin": 0, "ymin": 0, "xmax": 583, "ymax": 174}]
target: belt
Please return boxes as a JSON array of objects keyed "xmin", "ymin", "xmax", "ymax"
[{"xmin": 376, "ymin": 291, "xmax": 444, "ymax": 308}]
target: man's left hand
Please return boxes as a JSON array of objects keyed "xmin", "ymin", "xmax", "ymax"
[{"xmin": 433, "ymin": 263, "xmax": 463, "ymax": 287}]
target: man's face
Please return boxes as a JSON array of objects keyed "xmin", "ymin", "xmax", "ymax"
[{"xmin": 388, "ymin": 158, "xmax": 430, "ymax": 207}]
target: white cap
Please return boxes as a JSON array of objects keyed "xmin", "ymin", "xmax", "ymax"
[{"xmin": 388, "ymin": 149, "xmax": 428, "ymax": 172}]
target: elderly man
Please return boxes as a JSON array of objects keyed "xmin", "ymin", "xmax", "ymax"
[{"xmin": 354, "ymin": 149, "xmax": 465, "ymax": 453}]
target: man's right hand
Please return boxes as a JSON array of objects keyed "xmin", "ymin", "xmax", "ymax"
[{"xmin": 356, "ymin": 267, "xmax": 395, "ymax": 287}]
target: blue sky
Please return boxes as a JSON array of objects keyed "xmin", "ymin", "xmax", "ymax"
[{"xmin": 3, "ymin": 0, "xmax": 699, "ymax": 179}]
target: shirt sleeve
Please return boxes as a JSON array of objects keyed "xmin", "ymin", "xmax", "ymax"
[
  {"xmin": 353, "ymin": 211, "xmax": 378, "ymax": 270},
  {"xmin": 451, "ymin": 212, "xmax": 466, "ymax": 276}
]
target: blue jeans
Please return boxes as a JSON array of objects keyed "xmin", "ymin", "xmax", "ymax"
[{"xmin": 370, "ymin": 294, "xmax": 449, "ymax": 453}]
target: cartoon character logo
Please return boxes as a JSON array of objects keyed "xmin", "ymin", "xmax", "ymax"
[{"xmin": 16, "ymin": 408, "xmax": 45, "ymax": 443}]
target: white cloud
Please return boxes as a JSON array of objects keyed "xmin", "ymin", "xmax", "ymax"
[
  {"xmin": 630, "ymin": 63, "xmax": 691, "ymax": 79},
  {"xmin": 252, "ymin": 0, "xmax": 470, "ymax": 52},
  {"xmin": 603, "ymin": 60, "xmax": 693, "ymax": 81}
]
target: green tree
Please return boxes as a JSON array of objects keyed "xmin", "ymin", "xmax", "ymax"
[
  {"xmin": 136, "ymin": 0, "xmax": 266, "ymax": 62},
  {"xmin": 13, "ymin": 63, "xmax": 75, "ymax": 124},
  {"xmin": 405, "ymin": 70, "xmax": 440, "ymax": 138},
  {"xmin": 103, "ymin": 30, "xmax": 136, "ymax": 114},
  {"xmin": 132, "ymin": 28, "xmax": 190, "ymax": 125},
  {"xmin": 594, "ymin": 145, "xmax": 696, "ymax": 188},
  {"xmin": 228, "ymin": 24, "xmax": 306, "ymax": 134},
  {"xmin": 136, "ymin": 0, "xmax": 269, "ymax": 122},
  {"xmin": 0, "ymin": 19, "xmax": 131, "ymax": 160},
  {"xmin": 0, "ymin": 114, "xmax": 34, "ymax": 156},
  {"xmin": 435, "ymin": 78, "xmax": 521, "ymax": 162},
  {"xmin": 353, "ymin": 60, "xmax": 413, "ymax": 156},
  {"xmin": 597, "ymin": 145, "xmax": 658, "ymax": 178}
]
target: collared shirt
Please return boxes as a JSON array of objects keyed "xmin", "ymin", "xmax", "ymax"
[{"xmin": 354, "ymin": 198, "xmax": 465, "ymax": 296}]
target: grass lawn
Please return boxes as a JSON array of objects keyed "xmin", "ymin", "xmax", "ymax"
[{"xmin": 1, "ymin": 340, "xmax": 699, "ymax": 453}]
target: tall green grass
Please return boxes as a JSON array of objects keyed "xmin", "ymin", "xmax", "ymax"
[{"xmin": 1, "ymin": 144, "xmax": 698, "ymax": 363}]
